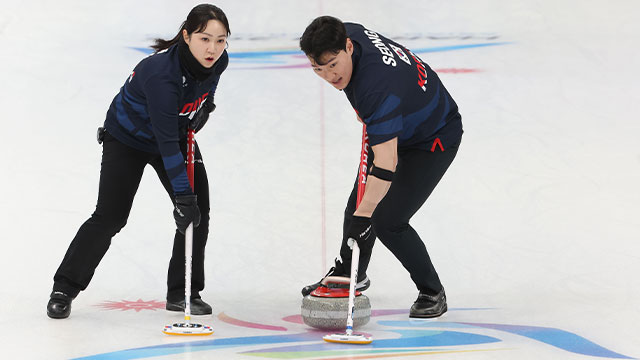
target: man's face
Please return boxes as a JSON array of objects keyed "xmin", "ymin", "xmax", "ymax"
[{"xmin": 308, "ymin": 38, "xmax": 354, "ymax": 90}]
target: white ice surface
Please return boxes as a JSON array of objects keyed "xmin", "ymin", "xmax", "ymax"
[{"xmin": 0, "ymin": 1, "xmax": 639, "ymax": 359}]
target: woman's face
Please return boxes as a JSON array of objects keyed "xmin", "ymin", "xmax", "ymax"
[{"xmin": 183, "ymin": 19, "xmax": 228, "ymax": 68}]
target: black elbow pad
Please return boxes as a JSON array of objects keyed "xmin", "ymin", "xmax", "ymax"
[{"xmin": 369, "ymin": 165, "xmax": 394, "ymax": 181}]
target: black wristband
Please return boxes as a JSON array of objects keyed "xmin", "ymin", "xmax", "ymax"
[{"xmin": 369, "ymin": 165, "xmax": 394, "ymax": 181}]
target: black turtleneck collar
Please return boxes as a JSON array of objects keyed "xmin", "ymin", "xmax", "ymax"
[
  {"xmin": 344, "ymin": 40, "xmax": 362, "ymax": 92},
  {"xmin": 178, "ymin": 39, "xmax": 215, "ymax": 82},
  {"xmin": 351, "ymin": 39, "xmax": 362, "ymax": 69}
]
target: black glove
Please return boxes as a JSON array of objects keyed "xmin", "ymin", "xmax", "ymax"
[
  {"xmin": 189, "ymin": 96, "xmax": 216, "ymax": 133},
  {"xmin": 346, "ymin": 215, "xmax": 373, "ymax": 248},
  {"xmin": 173, "ymin": 195, "xmax": 201, "ymax": 234}
]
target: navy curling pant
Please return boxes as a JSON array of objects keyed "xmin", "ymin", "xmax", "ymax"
[
  {"xmin": 52, "ymin": 132, "xmax": 210, "ymax": 301},
  {"xmin": 339, "ymin": 144, "xmax": 459, "ymax": 295}
]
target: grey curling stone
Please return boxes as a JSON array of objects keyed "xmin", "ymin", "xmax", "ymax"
[{"xmin": 301, "ymin": 294, "xmax": 371, "ymax": 330}]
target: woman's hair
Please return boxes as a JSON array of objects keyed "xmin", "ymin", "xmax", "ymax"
[
  {"xmin": 152, "ymin": 4, "xmax": 231, "ymax": 52},
  {"xmin": 299, "ymin": 16, "xmax": 347, "ymax": 64}
]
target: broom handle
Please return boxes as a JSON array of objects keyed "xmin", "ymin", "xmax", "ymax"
[
  {"xmin": 346, "ymin": 126, "xmax": 369, "ymax": 335},
  {"xmin": 184, "ymin": 129, "xmax": 196, "ymax": 324}
]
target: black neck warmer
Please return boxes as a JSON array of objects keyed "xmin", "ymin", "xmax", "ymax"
[
  {"xmin": 178, "ymin": 39, "xmax": 214, "ymax": 81},
  {"xmin": 344, "ymin": 41, "xmax": 362, "ymax": 92}
]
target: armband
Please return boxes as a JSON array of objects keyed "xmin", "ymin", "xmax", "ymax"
[{"xmin": 369, "ymin": 165, "xmax": 394, "ymax": 181}]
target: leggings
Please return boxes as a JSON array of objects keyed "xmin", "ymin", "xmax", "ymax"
[
  {"xmin": 53, "ymin": 131, "xmax": 209, "ymax": 301},
  {"xmin": 339, "ymin": 144, "xmax": 459, "ymax": 295}
]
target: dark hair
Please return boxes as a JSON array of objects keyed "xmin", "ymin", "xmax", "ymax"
[
  {"xmin": 152, "ymin": 4, "xmax": 231, "ymax": 52},
  {"xmin": 299, "ymin": 16, "xmax": 347, "ymax": 64}
]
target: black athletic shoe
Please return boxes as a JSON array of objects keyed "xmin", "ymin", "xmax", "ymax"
[
  {"xmin": 47, "ymin": 291, "xmax": 73, "ymax": 319},
  {"xmin": 301, "ymin": 259, "xmax": 371, "ymax": 297},
  {"xmin": 409, "ymin": 288, "xmax": 447, "ymax": 318},
  {"xmin": 166, "ymin": 298, "xmax": 212, "ymax": 315}
]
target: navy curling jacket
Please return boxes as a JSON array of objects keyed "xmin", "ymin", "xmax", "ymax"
[
  {"xmin": 343, "ymin": 23, "xmax": 462, "ymax": 150},
  {"xmin": 104, "ymin": 44, "xmax": 228, "ymax": 195}
]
